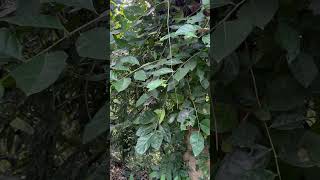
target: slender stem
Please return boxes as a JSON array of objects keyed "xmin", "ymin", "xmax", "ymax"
[
  {"xmin": 165, "ymin": 51, "xmax": 203, "ymax": 83},
  {"xmin": 250, "ymin": 68, "xmax": 282, "ymax": 180},
  {"xmin": 166, "ymin": 0, "xmax": 179, "ymax": 108},
  {"xmin": 0, "ymin": 10, "xmax": 109, "ymax": 83},
  {"xmin": 31, "ymin": 10, "xmax": 109, "ymax": 60},
  {"xmin": 199, "ymin": 0, "xmax": 246, "ymax": 39},
  {"xmin": 121, "ymin": 59, "xmax": 162, "ymax": 78},
  {"xmin": 264, "ymin": 122, "xmax": 281, "ymax": 180},
  {"xmin": 211, "ymin": 104, "xmax": 219, "ymax": 151},
  {"xmin": 250, "ymin": 69, "xmax": 261, "ymax": 107},
  {"xmin": 186, "ymin": 80, "xmax": 200, "ymax": 130}
]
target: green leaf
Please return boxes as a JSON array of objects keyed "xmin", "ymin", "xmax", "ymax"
[
  {"xmin": 113, "ymin": 78, "xmax": 131, "ymax": 92},
  {"xmin": 177, "ymin": 108, "xmax": 194, "ymax": 123},
  {"xmin": 10, "ymin": 117, "xmax": 34, "ymax": 135},
  {"xmin": 289, "ymin": 53, "xmax": 318, "ymax": 88},
  {"xmin": 200, "ymin": 119, "xmax": 210, "ymax": 135},
  {"xmin": 11, "ymin": 51, "xmax": 67, "ymax": 96},
  {"xmin": 150, "ymin": 172, "xmax": 160, "ymax": 179},
  {"xmin": 0, "ymin": 28, "xmax": 23, "ymax": 60},
  {"xmin": 160, "ymin": 174, "xmax": 166, "ymax": 180},
  {"xmin": 184, "ymin": 59, "xmax": 197, "ymax": 71},
  {"xmin": 173, "ymin": 67, "xmax": 189, "ymax": 81},
  {"xmin": 212, "ymin": 19, "xmax": 252, "ymax": 63},
  {"xmin": 0, "ymin": 15, "xmax": 64, "ymax": 29},
  {"xmin": 237, "ymin": 0, "xmax": 278, "ymax": 29},
  {"xmin": 147, "ymin": 79, "xmax": 164, "ymax": 91},
  {"xmin": 160, "ymin": 33, "xmax": 178, "ymax": 41},
  {"xmin": 154, "ymin": 109, "xmax": 165, "ymax": 124},
  {"xmin": 276, "ymin": 22, "xmax": 300, "ymax": 63},
  {"xmin": 187, "ymin": 11, "xmax": 205, "ymax": 24},
  {"xmin": 120, "ymin": 56, "xmax": 140, "ymax": 65},
  {"xmin": 150, "ymin": 131, "xmax": 164, "ymax": 150},
  {"xmin": 168, "ymin": 113, "xmax": 177, "ymax": 124},
  {"xmin": 136, "ymin": 125, "xmax": 154, "ymax": 137},
  {"xmin": 152, "ymin": 68, "xmax": 174, "ymax": 76},
  {"xmin": 136, "ymin": 93, "xmax": 149, "ymax": 107},
  {"xmin": 162, "ymin": 58, "xmax": 183, "ymax": 65},
  {"xmin": 202, "ymin": 0, "xmax": 209, "ymax": 7},
  {"xmin": 110, "ymin": 70, "xmax": 117, "ymax": 81},
  {"xmin": 202, "ymin": 34, "xmax": 210, "ymax": 47},
  {"xmin": 190, "ymin": 131, "xmax": 204, "ymax": 156},
  {"xmin": 134, "ymin": 111, "xmax": 157, "ymax": 125},
  {"xmin": 76, "ymin": 27, "xmax": 107, "ymax": 60},
  {"xmin": 82, "ymin": 105, "xmax": 107, "ymax": 143},
  {"xmin": 42, "ymin": 0, "xmax": 95, "ymax": 11},
  {"xmin": 135, "ymin": 133, "xmax": 153, "ymax": 155},
  {"xmin": 159, "ymin": 125, "xmax": 171, "ymax": 143},
  {"xmin": 134, "ymin": 70, "xmax": 147, "ymax": 81},
  {"xmin": 175, "ymin": 24, "xmax": 201, "ymax": 38},
  {"xmin": 124, "ymin": 5, "xmax": 145, "ymax": 21}
]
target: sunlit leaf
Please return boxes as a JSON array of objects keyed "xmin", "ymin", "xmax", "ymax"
[
  {"xmin": 135, "ymin": 133, "xmax": 153, "ymax": 155},
  {"xmin": 134, "ymin": 70, "xmax": 147, "ymax": 81},
  {"xmin": 147, "ymin": 79, "xmax": 164, "ymax": 91},
  {"xmin": 190, "ymin": 131, "xmax": 204, "ymax": 156},
  {"xmin": 113, "ymin": 78, "xmax": 131, "ymax": 92}
]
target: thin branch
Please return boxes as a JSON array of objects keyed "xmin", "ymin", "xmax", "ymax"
[
  {"xmin": 31, "ymin": 10, "xmax": 109, "ymax": 60},
  {"xmin": 0, "ymin": 10, "xmax": 109, "ymax": 83},
  {"xmin": 166, "ymin": 0, "xmax": 179, "ymax": 109},
  {"xmin": 250, "ymin": 69, "xmax": 261, "ymax": 107},
  {"xmin": 211, "ymin": 103, "xmax": 219, "ymax": 151},
  {"xmin": 199, "ymin": 0, "xmax": 246, "ymax": 39},
  {"xmin": 250, "ymin": 68, "xmax": 282, "ymax": 180}
]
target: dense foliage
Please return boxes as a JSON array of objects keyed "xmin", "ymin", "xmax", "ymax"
[
  {"xmin": 0, "ymin": 0, "xmax": 107, "ymax": 179},
  {"xmin": 211, "ymin": 0, "xmax": 320, "ymax": 179},
  {"xmin": 110, "ymin": 0, "xmax": 210, "ymax": 179}
]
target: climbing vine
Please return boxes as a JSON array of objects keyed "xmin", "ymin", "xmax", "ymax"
[{"xmin": 110, "ymin": 0, "xmax": 210, "ymax": 179}]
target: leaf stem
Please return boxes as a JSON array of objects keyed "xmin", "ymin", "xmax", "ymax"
[
  {"xmin": 250, "ymin": 68, "xmax": 282, "ymax": 180},
  {"xmin": 0, "ymin": 10, "xmax": 109, "ymax": 83},
  {"xmin": 199, "ymin": 0, "xmax": 246, "ymax": 39},
  {"xmin": 31, "ymin": 10, "xmax": 109, "ymax": 60},
  {"xmin": 166, "ymin": 0, "xmax": 179, "ymax": 109}
]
